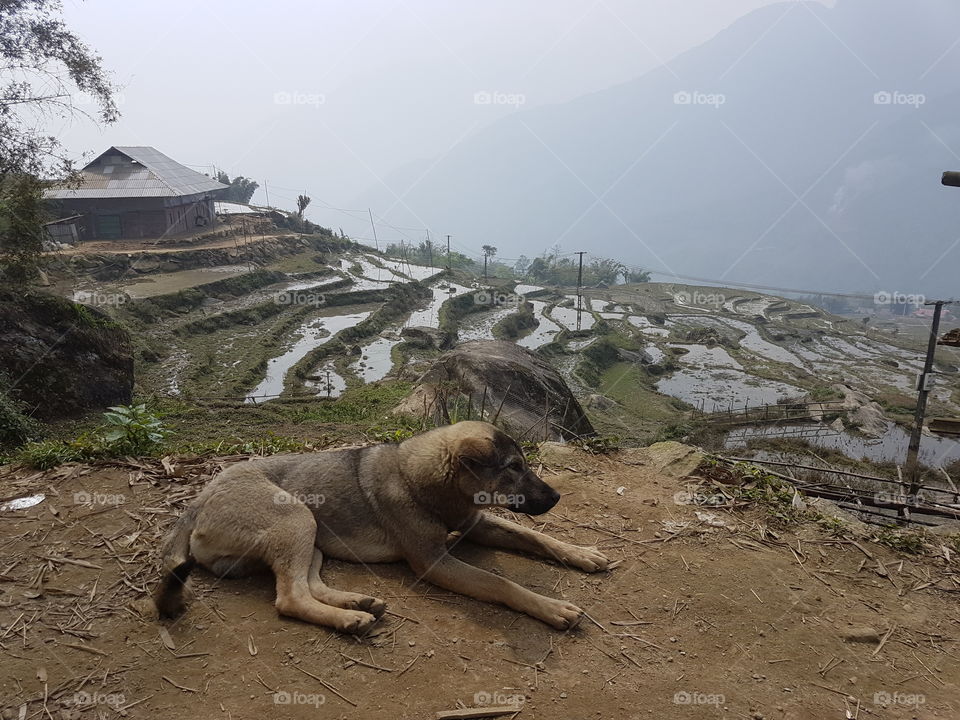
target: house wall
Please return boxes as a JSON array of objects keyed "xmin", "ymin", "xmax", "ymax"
[{"xmin": 49, "ymin": 195, "xmax": 217, "ymax": 240}]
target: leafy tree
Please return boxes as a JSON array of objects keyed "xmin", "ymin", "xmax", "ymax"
[
  {"xmin": 296, "ymin": 194, "xmax": 311, "ymax": 219},
  {"xmin": 0, "ymin": 174, "xmax": 46, "ymax": 283},
  {"xmin": 590, "ymin": 257, "xmax": 625, "ymax": 285},
  {"xmin": 526, "ymin": 256, "xmax": 549, "ymax": 281},
  {"xmin": 624, "ymin": 268, "xmax": 651, "ymax": 283},
  {"xmin": 0, "ymin": 0, "xmax": 117, "ymax": 283},
  {"xmin": 215, "ymin": 171, "xmax": 259, "ymax": 204},
  {"xmin": 513, "ymin": 254, "xmax": 530, "ymax": 276}
]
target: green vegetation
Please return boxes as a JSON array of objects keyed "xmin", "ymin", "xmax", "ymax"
[
  {"xmin": 524, "ymin": 249, "xmax": 650, "ymax": 287},
  {"xmin": 705, "ymin": 459, "xmax": 804, "ymax": 525},
  {"xmin": 214, "ymin": 172, "xmax": 259, "ymax": 204},
  {"xmin": 808, "ymin": 384, "xmax": 844, "ymax": 402},
  {"xmin": 14, "ymin": 403, "xmax": 172, "ymax": 469},
  {"xmin": 874, "ymin": 389, "xmax": 916, "ymax": 417},
  {"xmin": 0, "ymin": 0, "xmax": 117, "ymax": 283},
  {"xmin": 578, "ymin": 337, "xmax": 621, "ymax": 387},
  {"xmin": 100, "ymin": 404, "xmax": 172, "ymax": 455},
  {"xmin": 382, "ymin": 240, "xmax": 473, "ymax": 270},
  {"xmin": 874, "ymin": 528, "xmax": 927, "ymax": 555}
]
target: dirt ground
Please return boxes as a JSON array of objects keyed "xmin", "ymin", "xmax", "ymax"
[{"xmin": 1, "ymin": 443, "xmax": 958, "ymax": 719}]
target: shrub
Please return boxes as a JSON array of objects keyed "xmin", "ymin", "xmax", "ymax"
[{"xmin": 100, "ymin": 404, "xmax": 172, "ymax": 455}]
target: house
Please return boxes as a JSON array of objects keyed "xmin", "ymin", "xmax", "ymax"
[{"xmin": 44, "ymin": 146, "xmax": 227, "ymax": 241}]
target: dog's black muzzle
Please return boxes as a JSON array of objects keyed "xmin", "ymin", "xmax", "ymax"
[{"xmin": 512, "ymin": 473, "xmax": 561, "ymax": 515}]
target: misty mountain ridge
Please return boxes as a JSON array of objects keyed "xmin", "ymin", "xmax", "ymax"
[{"xmin": 356, "ymin": 0, "xmax": 960, "ymax": 298}]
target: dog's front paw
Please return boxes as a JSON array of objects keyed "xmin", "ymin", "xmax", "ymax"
[
  {"xmin": 564, "ymin": 546, "xmax": 609, "ymax": 573},
  {"xmin": 338, "ymin": 610, "xmax": 378, "ymax": 635},
  {"xmin": 355, "ymin": 596, "xmax": 387, "ymax": 618},
  {"xmin": 541, "ymin": 600, "xmax": 584, "ymax": 630}
]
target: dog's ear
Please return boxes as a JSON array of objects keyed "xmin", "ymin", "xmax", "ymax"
[{"xmin": 455, "ymin": 436, "xmax": 497, "ymax": 468}]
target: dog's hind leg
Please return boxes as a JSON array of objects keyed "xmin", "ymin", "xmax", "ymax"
[
  {"xmin": 305, "ymin": 548, "xmax": 386, "ymax": 618},
  {"xmin": 268, "ymin": 514, "xmax": 379, "ymax": 635}
]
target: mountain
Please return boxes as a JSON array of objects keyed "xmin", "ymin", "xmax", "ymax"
[{"xmin": 353, "ymin": 0, "xmax": 960, "ymax": 297}]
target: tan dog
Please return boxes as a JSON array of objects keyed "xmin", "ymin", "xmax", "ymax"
[{"xmin": 154, "ymin": 421, "xmax": 609, "ymax": 634}]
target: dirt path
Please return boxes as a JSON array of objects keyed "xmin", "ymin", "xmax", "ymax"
[{"xmin": 1, "ymin": 445, "xmax": 957, "ymax": 719}]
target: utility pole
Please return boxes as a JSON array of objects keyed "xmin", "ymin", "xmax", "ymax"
[
  {"xmin": 483, "ymin": 253, "xmax": 488, "ymax": 282},
  {"xmin": 903, "ymin": 300, "xmax": 954, "ymax": 516},
  {"xmin": 446, "ymin": 234, "xmax": 451, "ymax": 272},
  {"xmin": 264, "ymin": 181, "xmax": 271, "ymax": 209},
  {"xmin": 426, "ymin": 229, "xmax": 433, "ymax": 267},
  {"xmin": 575, "ymin": 251, "xmax": 586, "ymax": 331},
  {"xmin": 368, "ymin": 209, "xmax": 379, "ymax": 252}
]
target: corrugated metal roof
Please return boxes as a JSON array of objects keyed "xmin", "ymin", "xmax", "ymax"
[{"xmin": 45, "ymin": 146, "xmax": 228, "ymax": 199}]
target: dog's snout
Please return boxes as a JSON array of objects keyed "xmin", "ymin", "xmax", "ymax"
[{"xmin": 514, "ymin": 474, "xmax": 561, "ymax": 515}]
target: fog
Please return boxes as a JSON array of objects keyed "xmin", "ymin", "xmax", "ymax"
[
  {"xmin": 51, "ymin": 0, "xmax": 960, "ymax": 298},
  {"xmin": 55, "ymin": 0, "xmax": 811, "ymax": 238}
]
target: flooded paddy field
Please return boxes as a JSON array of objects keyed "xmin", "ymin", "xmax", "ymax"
[
  {"xmin": 247, "ymin": 310, "xmax": 373, "ymax": 401},
  {"xmin": 726, "ymin": 420, "xmax": 960, "ymax": 468},
  {"xmin": 517, "ymin": 300, "xmax": 562, "ymax": 349},
  {"xmin": 61, "ymin": 252, "xmax": 957, "ymax": 465}
]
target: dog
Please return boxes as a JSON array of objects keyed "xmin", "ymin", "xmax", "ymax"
[{"xmin": 154, "ymin": 420, "xmax": 609, "ymax": 634}]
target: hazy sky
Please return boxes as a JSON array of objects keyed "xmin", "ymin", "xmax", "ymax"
[{"xmin": 53, "ymin": 0, "xmax": 830, "ymax": 243}]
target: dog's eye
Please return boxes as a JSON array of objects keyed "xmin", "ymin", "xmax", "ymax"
[{"xmin": 508, "ymin": 460, "xmax": 524, "ymax": 472}]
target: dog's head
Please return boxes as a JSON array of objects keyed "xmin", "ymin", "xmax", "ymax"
[{"xmin": 443, "ymin": 421, "xmax": 560, "ymax": 515}]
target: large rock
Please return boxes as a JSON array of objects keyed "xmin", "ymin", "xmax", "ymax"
[
  {"xmin": 394, "ymin": 340, "xmax": 594, "ymax": 441},
  {"xmin": 833, "ymin": 383, "xmax": 888, "ymax": 438},
  {"xmin": 0, "ymin": 291, "xmax": 134, "ymax": 420},
  {"xmin": 618, "ymin": 441, "xmax": 705, "ymax": 477}
]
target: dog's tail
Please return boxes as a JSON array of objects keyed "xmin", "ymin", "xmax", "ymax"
[{"xmin": 153, "ymin": 502, "xmax": 199, "ymax": 618}]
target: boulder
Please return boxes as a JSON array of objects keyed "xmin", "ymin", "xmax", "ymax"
[
  {"xmin": 0, "ymin": 291, "xmax": 134, "ymax": 420},
  {"xmin": 833, "ymin": 383, "xmax": 888, "ymax": 438},
  {"xmin": 130, "ymin": 256, "xmax": 161, "ymax": 273},
  {"xmin": 618, "ymin": 441, "xmax": 704, "ymax": 478},
  {"xmin": 394, "ymin": 340, "xmax": 594, "ymax": 441}
]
